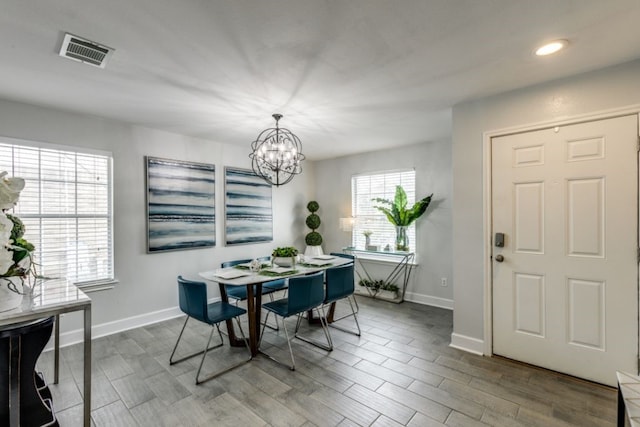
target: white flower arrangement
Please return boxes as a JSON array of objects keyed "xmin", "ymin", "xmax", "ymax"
[
  {"xmin": 0, "ymin": 171, "xmax": 38, "ymax": 295},
  {"xmin": 0, "ymin": 171, "xmax": 25, "ymax": 211}
]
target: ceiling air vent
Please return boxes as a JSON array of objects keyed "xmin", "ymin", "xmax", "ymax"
[{"xmin": 59, "ymin": 33, "xmax": 114, "ymax": 68}]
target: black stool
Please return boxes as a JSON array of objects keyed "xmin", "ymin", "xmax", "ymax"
[{"xmin": 0, "ymin": 316, "xmax": 58, "ymax": 426}]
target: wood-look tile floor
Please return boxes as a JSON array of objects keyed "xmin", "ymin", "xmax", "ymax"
[{"xmin": 37, "ymin": 295, "xmax": 616, "ymax": 426}]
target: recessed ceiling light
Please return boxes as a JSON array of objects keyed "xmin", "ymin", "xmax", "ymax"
[{"xmin": 535, "ymin": 40, "xmax": 568, "ymax": 56}]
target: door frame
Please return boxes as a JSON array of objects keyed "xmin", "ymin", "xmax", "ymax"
[{"xmin": 482, "ymin": 104, "xmax": 640, "ymax": 357}]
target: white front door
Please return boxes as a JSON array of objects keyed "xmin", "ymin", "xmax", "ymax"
[{"xmin": 492, "ymin": 114, "xmax": 638, "ymax": 386}]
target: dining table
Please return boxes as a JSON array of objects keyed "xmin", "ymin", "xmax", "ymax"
[{"xmin": 199, "ymin": 255, "xmax": 353, "ymax": 356}]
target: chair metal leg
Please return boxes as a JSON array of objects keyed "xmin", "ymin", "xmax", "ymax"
[
  {"xmin": 318, "ymin": 305, "xmax": 334, "ymax": 349},
  {"xmin": 328, "ymin": 296, "xmax": 361, "ymax": 337},
  {"xmin": 195, "ymin": 320, "xmax": 253, "ymax": 385},
  {"xmin": 169, "ymin": 316, "xmax": 223, "ymax": 366},
  {"xmin": 259, "ymin": 314, "xmax": 298, "ymax": 371},
  {"xmin": 283, "ymin": 319, "xmax": 296, "ymax": 370},
  {"xmin": 234, "ymin": 316, "xmax": 252, "ymax": 358},
  {"xmin": 195, "ymin": 325, "xmax": 222, "ymax": 384},
  {"xmin": 294, "ymin": 306, "xmax": 334, "ymax": 351},
  {"xmin": 262, "ymin": 293, "xmax": 280, "ymax": 331},
  {"xmin": 259, "ymin": 311, "xmax": 270, "ymax": 346},
  {"xmin": 170, "ymin": 315, "xmax": 252, "ymax": 385}
]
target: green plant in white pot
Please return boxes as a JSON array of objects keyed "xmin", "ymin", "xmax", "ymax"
[
  {"xmin": 372, "ymin": 186, "xmax": 433, "ymax": 251},
  {"xmin": 272, "ymin": 246, "xmax": 299, "ymax": 267}
]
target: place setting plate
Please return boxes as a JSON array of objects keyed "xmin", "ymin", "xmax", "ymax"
[{"xmin": 212, "ymin": 269, "xmax": 252, "ymax": 280}]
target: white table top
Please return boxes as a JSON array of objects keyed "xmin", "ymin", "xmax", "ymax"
[
  {"xmin": 200, "ymin": 256, "xmax": 353, "ymax": 286},
  {"xmin": 618, "ymin": 371, "xmax": 640, "ymax": 427},
  {"xmin": 0, "ymin": 278, "xmax": 91, "ymax": 325}
]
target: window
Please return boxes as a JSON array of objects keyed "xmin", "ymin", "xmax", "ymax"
[
  {"xmin": 0, "ymin": 137, "xmax": 114, "ymax": 288},
  {"xmin": 351, "ymin": 169, "xmax": 416, "ymax": 253}
]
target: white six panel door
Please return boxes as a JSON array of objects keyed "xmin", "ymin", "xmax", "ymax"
[{"xmin": 492, "ymin": 115, "xmax": 638, "ymax": 386}]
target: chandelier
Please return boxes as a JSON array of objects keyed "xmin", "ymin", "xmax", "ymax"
[{"xmin": 249, "ymin": 114, "xmax": 305, "ymax": 186}]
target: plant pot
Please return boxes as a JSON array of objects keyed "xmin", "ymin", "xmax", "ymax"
[
  {"xmin": 304, "ymin": 245, "xmax": 323, "ymax": 257},
  {"xmin": 272, "ymin": 256, "xmax": 297, "ymax": 267},
  {"xmin": 395, "ymin": 226, "xmax": 409, "ymax": 251},
  {"xmin": 376, "ymin": 289, "xmax": 399, "ymax": 300}
]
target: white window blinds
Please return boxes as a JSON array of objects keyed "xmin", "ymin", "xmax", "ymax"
[
  {"xmin": 351, "ymin": 170, "xmax": 416, "ymax": 252},
  {"xmin": 0, "ymin": 138, "xmax": 114, "ymax": 287}
]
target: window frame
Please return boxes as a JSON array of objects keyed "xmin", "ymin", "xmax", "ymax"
[
  {"xmin": 0, "ymin": 135, "xmax": 116, "ymax": 291},
  {"xmin": 350, "ymin": 169, "xmax": 417, "ymax": 255}
]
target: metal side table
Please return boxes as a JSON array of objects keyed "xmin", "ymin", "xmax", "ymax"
[{"xmin": 343, "ymin": 247, "xmax": 415, "ymax": 303}]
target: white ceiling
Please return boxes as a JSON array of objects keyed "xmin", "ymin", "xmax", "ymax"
[{"xmin": 1, "ymin": 0, "xmax": 640, "ymax": 160}]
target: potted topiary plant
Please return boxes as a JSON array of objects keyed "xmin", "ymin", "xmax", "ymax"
[
  {"xmin": 272, "ymin": 246, "xmax": 299, "ymax": 267},
  {"xmin": 304, "ymin": 201, "xmax": 324, "ymax": 256}
]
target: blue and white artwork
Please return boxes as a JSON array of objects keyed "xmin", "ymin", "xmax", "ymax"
[
  {"xmin": 224, "ymin": 167, "xmax": 273, "ymax": 245},
  {"xmin": 146, "ymin": 157, "xmax": 215, "ymax": 252}
]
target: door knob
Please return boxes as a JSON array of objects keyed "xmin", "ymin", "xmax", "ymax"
[{"xmin": 495, "ymin": 254, "xmax": 504, "ymax": 263}]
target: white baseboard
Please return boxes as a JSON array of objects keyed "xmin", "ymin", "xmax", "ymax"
[
  {"xmin": 47, "ymin": 296, "xmax": 225, "ymax": 350},
  {"xmin": 48, "ymin": 293, "xmax": 451, "ymax": 351},
  {"xmin": 46, "ymin": 305, "xmax": 189, "ymax": 351},
  {"xmin": 404, "ymin": 292, "xmax": 453, "ymax": 310},
  {"xmin": 449, "ymin": 332, "xmax": 485, "ymax": 355}
]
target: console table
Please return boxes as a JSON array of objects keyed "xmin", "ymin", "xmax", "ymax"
[
  {"xmin": 618, "ymin": 371, "xmax": 640, "ymax": 426},
  {"xmin": 343, "ymin": 247, "xmax": 415, "ymax": 303},
  {"xmin": 0, "ymin": 279, "xmax": 92, "ymax": 427}
]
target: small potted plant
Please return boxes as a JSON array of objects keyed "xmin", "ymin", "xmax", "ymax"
[
  {"xmin": 363, "ymin": 230, "xmax": 378, "ymax": 251},
  {"xmin": 363, "ymin": 230, "xmax": 372, "ymax": 246},
  {"xmin": 272, "ymin": 246, "xmax": 299, "ymax": 267}
]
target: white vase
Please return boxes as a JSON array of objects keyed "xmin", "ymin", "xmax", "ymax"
[
  {"xmin": 304, "ymin": 245, "xmax": 323, "ymax": 257},
  {"xmin": 0, "ymin": 278, "xmax": 24, "ymax": 313}
]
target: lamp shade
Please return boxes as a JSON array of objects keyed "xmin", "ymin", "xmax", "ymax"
[{"xmin": 339, "ymin": 217, "xmax": 356, "ymax": 232}]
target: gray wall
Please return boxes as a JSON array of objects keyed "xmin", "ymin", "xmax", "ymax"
[
  {"xmin": 452, "ymin": 59, "xmax": 640, "ymax": 347},
  {"xmin": 314, "ymin": 141, "xmax": 453, "ymax": 305},
  {"xmin": 0, "ymin": 98, "xmax": 315, "ymax": 339}
]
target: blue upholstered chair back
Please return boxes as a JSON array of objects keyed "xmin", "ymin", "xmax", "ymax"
[
  {"xmin": 177, "ymin": 276, "xmax": 209, "ymax": 324},
  {"xmin": 221, "ymin": 256, "xmax": 270, "ymax": 268},
  {"xmin": 325, "ymin": 264, "xmax": 355, "ymax": 304},
  {"xmin": 221, "ymin": 258, "xmax": 251, "ymax": 268},
  {"xmin": 287, "ymin": 271, "xmax": 325, "ymax": 315},
  {"xmin": 329, "ymin": 252, "xmax": 355, "ymax": 261}
]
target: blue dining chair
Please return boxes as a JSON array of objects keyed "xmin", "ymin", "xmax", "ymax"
[
  {"xmin": 295, "ymin": 263, "xmax": 360, "ymax": 352},
  {"xmin": 260, "ymin": 271, "xmax": 329, "ymax": 370},
  {"xmin": 330, "ymin": 252, "xmax": 359, "ymax": 314},
  {"xmin": 324, "ymin": 263, "xmax": 361, "ymax": 336},
  {"xmin": 170, "ymin": 276, "xmax": 251, "ymax": 384},
  {"xmin": 329, "ymin": 252, "xmax": 355, "ymax": 263},
  {"xmin": 221, "ymin": 257, "xmax": 287, "ymax": 330}
]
